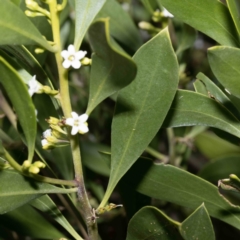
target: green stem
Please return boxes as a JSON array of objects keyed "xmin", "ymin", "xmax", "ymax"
[
  {"xmin": 167, "ymin": 128, "xmax": 175, "ymax": 165},
  {"xmin": 145, "ymin": 146, "xmax": 168, "ymax": 163},
  {"xmin": 48, "ymin": 1, "xmax": 98, "ymax": 239}
]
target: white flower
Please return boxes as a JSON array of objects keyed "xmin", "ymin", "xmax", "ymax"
[
  {"xmin": 43, "ymin": 129, "xmax": 52, "ymax": 138},
  {"xmin": 162, "ymin": 8, "xmax": 174, "ymax": 18},
  {"xmin": 61, "ymin": 45, "xmax": 87, "ymax": 69},
  {"xmin": 27, "ymin": 75, "xmax": 42, "ymax": 97},
  {"xmin": 41, "ymin": 139, "xmax": 49, "ymax": 147},
  {"xmin": 65, "ymin": 112, "xmax": 89, "ymax": 135}
]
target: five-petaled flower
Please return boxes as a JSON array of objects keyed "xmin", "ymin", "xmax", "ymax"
[
  {"xmin": 61, "ymin": 45, "xmax": 87, "ymax": 69},
  {"xmin": 65, "ymin": 112, "xmax": 89, "ymax": 135},
  {"xmin": 28, "ymin": 75, "xmax": 42, "ymax": 97}
]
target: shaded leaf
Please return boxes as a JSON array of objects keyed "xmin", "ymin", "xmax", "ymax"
[
  {"xmin": 31, "ymin": 195, "xmax": 82, "ymax": 240},
  {"xmin": 157, "ymin": 0, "xmax": 239, "ymax": 47},
  {"xmin": 0, "ymin": 204, "xmax": 63, "ymax": 238},
  {"xmin": 96, "ymin": 0, "xmax": 142, "ymax": 52},
  {"xmin": 126, "ymin": 206, "xmax": 182, "ymax": 240},
  {"xmin": 99, "ymin": 28, "xmax": 179, "ymax": 208},
  {"xmin": 208, "ymin": 46, "xmax": 240, "ymax": 98},
  {"xmin": 195, "ymin": 132, "xmax": 240, "ymax": 160},
  {"xmin": 125, "ymin": 159, "xmax": 240, "ymax": 230},
  {"xmin": 74, "ymin": 0, "xmax": 106, "ymax": 50},
  {"xmin": 199, "ymin": 154, "xmax": 240, "ymax": 183},
  {"xmin": 180, "ymin": 204, "xmax": 215, "ymax": 240},
  {"xmin": 0, "ymin": 170, "xmax": 77, "ymax": 214},
  {"xmin": 86, "ymin": 19, "xmax": 137, "ymax": 114},
  {"xmin": 0, "ymin": 57, "xmax": 36, "ymax": 162},
  {"xmin": 0, "ymin": 1, "xmax": 54, "ymax": 51},
  {"xmin": 164, "ymin": 90, "xmax": 240, "ymax": 138}
]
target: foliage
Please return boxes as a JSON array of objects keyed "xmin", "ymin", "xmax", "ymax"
[{"xmin": 1, "ymin": 0, "xmax": 240, "ymax": 239}]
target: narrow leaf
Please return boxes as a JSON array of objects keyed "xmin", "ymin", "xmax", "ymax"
[
  {"xmin": 227, "ymin": 0, "xmax": 240, "ymax": 35},
  {"xmin": 74, "ymin": 0, "xmax": 106, "ymax": 50},
  {"xmin": 157, "ymin": 0, "xmax": 239, "ymax": 47},
  {"xmin": 125, "ymin": 159, "xmax": 240, "ymax": 230},
  {"xmin": 180, "ymin": 204, "xmax": 215, "ymax": 240},
  {"xmin": 0, "ymin": 57, "xmax": 36, "ymax": 162},
  {"xmin": 164, "ymin": 90, "xmax": 240, "ymax": 138},
  {"xmin": 0, "ymin": 204, "xmax": 63, "ymax": 238},
  {"xmin": 0, "ymin": 1, "xmax": 54, "ymax": 51},
  {"xmin": 208, "ymin": 46, "xmax": 240, "ymax": 98},
  {"xmin": 0, "ymin": 170, "xmax": 77, "ymax": 214},
  {"xmin": 96, "ymin": 0, "xmax": 142, "ymax": 52},
  {"xmin": 126, "ymin": 207, "xmax": 182, "ymax": 240},
  {"xmin": 31, "ymin": 195, "xmax": 83, "ymax": 240},
  {"xmin": 100, "ymin": 28, "xmax": 179, "ymax": 207},
  {"xmin": 86, "ymin": 19, "xmax": 137, "ymax": 114}
]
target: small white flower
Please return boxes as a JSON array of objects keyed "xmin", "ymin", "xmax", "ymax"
[
  {"xmin": 43, "ymin": 129, "xmax": 52, "ymax": 138},
  {"xmin": 65, "ymin": 112, "xmax": 89, "ymax": 135},
  {"xmin": 27, "ymin": 75, "xmax": 42, "ymax": 97},
  {"xmin": 162, "ymin": 8, "xmax": 174, "ymax": 18},
  {"xmin": 41, "ymin": 139, "xmax": 49, "ymax": 147},
  {"xmin": 61, "ymin": 45, "xmax": 87, "ymax": 69}
]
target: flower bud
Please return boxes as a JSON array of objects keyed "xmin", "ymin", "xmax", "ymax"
[
  {"xmin": 33, "ymin": 161, "xmax": 46, "ymax": 169},
  {"xmin": 81, "ymin": 57, "xmax": 92, "ymax": 66},
  {"xmin": 42, "ymin": 85, "xmax": 59, "ymax": 96},
  {"xmin": 29, "ymin": 165, "xmax": 40, "ymax": 174}
]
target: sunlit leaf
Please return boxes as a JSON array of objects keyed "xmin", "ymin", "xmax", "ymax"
[
  {"xmin": 157, "ymin": 0, "xmax": 239, "ymax": 47},
  {"xmin": 99, "ymin": 28, "xmax": 179, "ymax": 208},
  {"xmin": 74, "ymin": 0, "xmax": 106, "ymax": 50},
  {"xmin": 226, "ymin": 0, "xmax": 240, "ymax": 35}
]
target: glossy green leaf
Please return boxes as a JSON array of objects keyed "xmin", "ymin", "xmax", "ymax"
[
  {"xmin": 157, "ymin": 0, "xmax": 239, "ymax": 47},
  {"xmin": 99, "ymin": 28, "xmax": 179, "ymax": 208},
  {"xmin": 74, "ymin": 0, "xmax": 106, "ymax": 50},
  {"xmin": 31, "ymin": 195, "xmax": 82, "ymax": 240},
  {"xmin": 180, "ymin": 204, "xmax": 215, "ymax": 240},
  {"xmin": 86, "ymin": 19, "xmax": 137, "ymax": 114},
  {"xmin": 199, "ymin": 154, "xmax": 240, "ymax": 183},
  {"xmin": 0, "ymin": 204, "xmax": 63, "ymax": 238},
  {"xmin": 176, "ymin": 24, "xmax": 196, "ymax": 56},
  {"xmin": 96, "ymin": 0, "xmax": 142, "ymax": 52},
  {"xmin": 195, "ymin": 132, "xmax": 240, "ymax": 160},
  {"xmin": 0, "ymin": 170, "xmax": 77, "ymax": 214},
  {"xmin": 126, "ymin": 207, "xmax": 182, "ymax": 240},
  {"xmin": 208, "ymin": 46, "xmax": 240, "ymax": 98},
  {"xmin": 227, "ymin": 0, "xmax": 240, "ymax": 35},
  {"xmin": 126, "ymin": 159, "xmax": 240, "ymax": 230},
  {"xmin": 0, "ymin": 1, "xmax": 54, "ymax": 51},
  {"xmin": 0, "ymin": 57, "xmax": 36, "ymax": 162},
  {"xmin": 164, "ymin": 90, "xmax": 240, "ymax": 138}
]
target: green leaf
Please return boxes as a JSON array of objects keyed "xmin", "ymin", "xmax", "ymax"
[
  {"xmin": 227, "ymin": 0, "xmax": 240, "ymax": 35},
  {"xmin": 0, "ymin": 170, "xmax": 77, "ymax": 214},
  {"xmin": 157, "ymin": 0, "xmax": 239, "ymax": 47},
  {"xmin": 0, "ymin": 57, "xmax": 36, "ymax": 162},
  {"xmin": 86, "ymin": 19, "xmax": 137, "ymax": 114},
  {"xmin": 74, "ymin": 0, "xmax": 106, "ymax": 50},
  {"xmin": 96, "ymin": 0, "xmax": 142, "ymax": 52},
  {"xmin": 31, "ymin": 195, "xmax": 83, "ymax": 240},
  {"xmin": 164, "ymin": 90, "xmax": 240, "ymax": 138},
  {"xmin": 199, "ymin": 154, "xmax": 240, "ymax": 183},
  {"xmin": 141, "ymin": 0, "xmax": 159, "ymax": 14},
  {"xmin": 195, "ymin": 131, "xmax": 240, "ymax": 159},
  {"xmin": 126, "ymin": 159, "xmax": 240, "ymax": 230},
  {"xmin": 208, "ymin": 46, "xmax": 240, "ymax": 98},
  {"xmin": 126, "ymin": 206, "xmax": 182, "ymax": 240},
  {"xmin": 180, "ymin": 204, "xmax": 215, "ymax": 240},
  {"xmin": 176, "ymin": 24, "xmax": 196, "ymax": 56},
  {"xmin": 0, "ymin": 204, "xmax": 63, "ymax": 238},
  {"xmin": 99, "ymin": 28, "xmax": 179, "ymax": 208},
  {"xmin": 0, "ymin": 1, "xmax": 54, "ymax": 51}
]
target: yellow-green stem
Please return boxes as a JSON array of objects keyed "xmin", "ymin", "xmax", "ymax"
[{"xmin": 48, "ymin": 1, "xmax": 98, "ymax": 239}]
